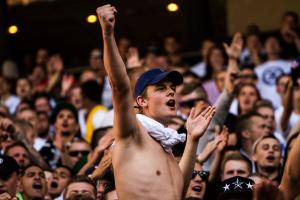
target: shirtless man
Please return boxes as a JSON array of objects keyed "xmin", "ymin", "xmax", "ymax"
[{"xmin": 96, "ymin": 4, "xmax": 215, "ymax": 200}]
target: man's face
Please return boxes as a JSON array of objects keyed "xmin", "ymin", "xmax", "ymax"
[
  {"xmin": 21, "ymin": 166, "xmax": 47, "ymax": 199},
  {"xmin": 66, "ymin": 141, "xmax": 91, "ymax": 168},
  {"xmin": 36, "ymin": 113, "xmax": 49, "ymax": 137},
  {"xmin": 222, "ymin": 160, "xmax": 250, "ymax": 181},
  {"xmin": 17, "ymin": 110, "xmax": 38, "ymax": 130},
  {"xmin": 0, "ymin": 172, "xmax": 18, "ymax": 197},
  {"xmin": 256, "ymin": 107, "xmax": 275, "ymax": 133},
  {"xmin": 54, "ymin": 109, "xmax": 78, "ymax": 136},
  {"xmin": 240, "ymin": 69, "xmax": 256, "ymax": 84},
  {"xmin": 48, "ymin": 167, "xmax": 71, "ymax": 198},
  {"xmin": 237, "ymin": 85, "xmax": 258, "ymax": 114},
  {"xmin": 69, "ymin": 87, "xmax": 82, "ymax": 110},
  {"xmin": 35, "ymin": 97, "xmax": 51, "ymax": 114},
  {"xmin": 96, "ymin": 179, "xmax": 108, "ymax": 200},
  {"xmin": 185, "ymin": 163, "xmax": 206, "ymax": 199},
  {"xmin": 209, "ymin": 48, "xmax": 224, "ymax": 72},
  {"xmin": 140, "ymin": 81, "xmax": 177, "ymax": 124},
  {"xmin": 215, "ymin": 71, "xmax": 226, "ymax": 91},
  {"xmin": 65, "ymin": 182, "xmax": 95, "ymax": 199},
  {"xmin": 89, "ymin": 49, "xmax": 103, "ymax": 71},
  {"xmin": 16, "ymin": 79, "xmax": 31, "ymax": 98},
  {"xmin": 253, "ymin": 138, "xmax": 281, "ymax": 169},
  {"xmin": 6, "ymin": 146, "xmax": 30, "ymax": 169},
  {"xmin": 249, "ymin": 116, "xmax": 270, "ymax": 143},
  {"xmin": 265, "ymin": 37, "xmax": 281, "ymax": 55}
]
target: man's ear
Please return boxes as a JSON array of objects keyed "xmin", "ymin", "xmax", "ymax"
[
  {"xmin": 241, "ymin": 130, "xmax": 250, "ymax": 139},
  {"xmin": 136, "ymin": 96, "xmax": 147, "ymax": 107}
]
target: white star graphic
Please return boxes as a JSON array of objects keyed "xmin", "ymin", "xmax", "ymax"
[
  {"xmin": 223, "ymin": 183, "xmax": 230, "ymax": 192},
  {"xmin": 246, "ymin": 182, "xmax": 253, "ymax": 189},
  {"xmin": 232, "ymin": 178, "xmax": 244, "ymax": 189}
]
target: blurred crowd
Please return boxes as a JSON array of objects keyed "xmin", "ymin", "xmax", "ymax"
[{"xmin": 0, "ymin": 8, "xmax": 300, "ymax": 200}]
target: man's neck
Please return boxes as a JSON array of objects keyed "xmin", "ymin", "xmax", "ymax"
[
  {"xmin": 0, "ymin": 93, "xmax": 10, "ymax": 101},
  {"xmin": 242, "ymin": 141, "xmax": 253, "ymax": 157},
  {"xmin": 54, "ymin": 131, "xmax": 74, "ymax": 150},
  {"xmin": 258, "ymin": 166, "xmax": 279, "ymax": 181}
]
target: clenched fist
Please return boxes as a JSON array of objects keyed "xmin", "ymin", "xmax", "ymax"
[{"xmin": 96, "ymin": 4, "xmax": 117, "ymax": 36}]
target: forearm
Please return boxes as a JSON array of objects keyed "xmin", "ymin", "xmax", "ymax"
[
  {"xmin": 102, "ymin": 33, "xmax": 131, "ymax": 90},
  {"xmin": 280, "ymin": 134, "xmax": 300, "ymax": 199},
  {"xmin": 179, "ymin": 137, "xmax": 198, "ymax": 191},
  {"xmin": 208, "ymin": 150, "xmax": 222, "ymax": 182},
  {"xmin": 280, "ymin": 88, "xmax": 293, "ymax": 134},
  {"xmin": 197, "ymin": 90, "xmax": 233, "ymax": 153}
]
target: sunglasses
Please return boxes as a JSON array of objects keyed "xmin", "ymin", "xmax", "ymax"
[
  {"xmin": 68, "ymin": 150, "xmax": 90, "ymax": 157},
  {"xmin": 0, "ymin": 132, "xmax": 15, "ymax": 142},
  {"xmin": 192, "ymin": 170, "xmax": 209, "ymax": 181},
  {"xmin": 179, "ymin": 98, "xmax": 206, "ymax": 108}
]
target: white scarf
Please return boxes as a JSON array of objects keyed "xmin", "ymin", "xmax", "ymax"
[{"xmin": 136, "ymin": 114, "xmax": 186, "ymax": 153}]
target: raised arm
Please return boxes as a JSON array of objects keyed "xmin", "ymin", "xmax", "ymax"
[
  {"xmin": 280, "ymin": 133, "xmax": 300, "ymax": 199},
  {"xmin": 280, "ymin": 79, "xmax": 293, "ymax": 135},
  {"xmin": 96, "ymin": 5, "xmax": 139, "ymax": 141},
  {"xmin": 179, "ymin": 106, "xmax": 215, "ymax": 192}
]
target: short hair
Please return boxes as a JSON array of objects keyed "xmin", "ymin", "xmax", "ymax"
[
  {"xmin": 5, "ymin": 141, "xmax": 30, "ymax": 155},
  {"xmin": 80, "ymin": 80, "xmax": 102, "ymax": 102},
  {"xmin": 65, "ymin": 194, "xmax": 95, "ymax": 200},
  {"xmin": 282, "ymin": 11, "xmax": 299, "ymax": 24},
  {"xmin": 32, "ymin": 92, "xmax": 51, "ymax": 105},
  {"xmin": 252, "ymin": 135, "xmax": 281, "ymax": 154},
  {"xmin": 20, "ymin": 164, "xmax": 43, "ymax": 176},
  {"xmin": 235, "ymin": 112, "xmax": 264, "ymax": 143},
  {"xmin": 55, "ymin": 165, "xmax": 74, "ymax": 177},
  {"xmin": 64, "ymin": 175, "xmax": 96, "ymax": 199},
  {"xmin": 254, "ymin": 100, "xmax": 274, "ymax": 111},
  {"xmin": 220, "ymin": 153, "xmax": 252, "ymax": 176}
]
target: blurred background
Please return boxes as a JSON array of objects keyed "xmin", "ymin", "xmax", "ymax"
[{"xmin": 0, "ymin": 0, "xmax": 300, "ymax": 69}]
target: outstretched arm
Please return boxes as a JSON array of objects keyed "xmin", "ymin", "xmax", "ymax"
[
  {"xmin": 96, "ymin": 5, "xmax": 140, "ymax": 141},
  {"xmin": 179, "ymin": 106, "xmax": 215, "ymax": 191},
  {"xmin": 280, "ymin": 133, "xmax": 300, "ymax": 199}
]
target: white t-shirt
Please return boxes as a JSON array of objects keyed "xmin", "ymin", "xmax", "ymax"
[
  {"xmin": 275, "ymin": 105, "xmax": 300, "ymax": 135},
  {"xmin": 1, "ymin": 95, "xmax": 20, "ymax": 114},
  {"xmin": 255, "ymin": 60, "xmax": 292, "ymax": 109}
]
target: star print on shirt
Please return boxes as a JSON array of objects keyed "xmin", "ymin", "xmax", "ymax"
[
  {"xmin": 246, "ymin": 182, "xmax": 253, "ymax": 189},
  {"xmin": 223, "ymin": 183, "xmax": 230, "ymax": 192},
  {"xmin": 232, "ymin": 178, "xmax": 244, "ymax": 189}
]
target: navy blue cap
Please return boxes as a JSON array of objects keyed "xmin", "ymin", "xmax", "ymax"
[{"xmin": 134, "ymin": 68, "xmax": 183, "ymax": 97}]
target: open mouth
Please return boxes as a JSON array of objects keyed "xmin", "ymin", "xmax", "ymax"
[
  {"xmin": 192, "ymin": 186, "xmax": 202, "ymax": 192},
  {"xmin": 266, "ymin": 155, "xmax": 275, "ymax": 162},
  {"xmin": 32, "ymin": 182, "xmax": 43, "ymax": 190},
  {"xmin": 166, "ymin": 99, "xmax": 176, "ymax": 108},
  {"xmin": 50, "ymin": 181, "xmax": 58, "ymax": 189}
]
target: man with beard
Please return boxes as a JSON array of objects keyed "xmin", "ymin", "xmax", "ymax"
[
  {"xmin": 252, "ymin": 135, "xmax": 282, "ymax": 185},
  {"xmin": 19, "ymin": 164, "xmax": 47, "ymax": 200},
  {"xmin": 96, "ymin": 5, "xmax": 215, "ymax": 200},
  {"xmin": 0, "ymin": 155, "xmax": 20, "ymax": 200},
  {"xmin": 47, "ymin": 166, "xmax": 73, "ymax": 200}
]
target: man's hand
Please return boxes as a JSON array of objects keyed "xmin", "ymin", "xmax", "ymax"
[
  {"xmin": 215, "ymin": 126, "xmax": 229, "ymax": 152},
  {"xmin": 96, "ymin": 4, "xmax": 117, "ymax": 36},
  {"xmin": 0, "ymin": 192, "xmax": 16, "ymax": 200},
  {"xmin": 186, "ymin": 106, "xmax": 216, "ymax": 142},
  {"xmin": 223, "ymin": 32, "xmax": 243, "ymax": 60}
]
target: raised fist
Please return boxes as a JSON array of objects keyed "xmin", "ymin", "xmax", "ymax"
[{"xmin": 96, "ymin": 4, "xmax": 117, "ymax": 35}]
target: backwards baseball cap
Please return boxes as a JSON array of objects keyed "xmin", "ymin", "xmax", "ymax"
[
  {"xmin": 218, "ymin": 176, "xmax": 254, "ymax": 200},
  {"xmin": 0, "ymin": 155, "xmax": 19, "ymax": 180},
  {"xmin": 134, "ymin": 68, "xmax": 183, "ymax": 97},
  {"xmin": 50, "ymin": 102, "xmax": 78, "ymax": 124}
]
